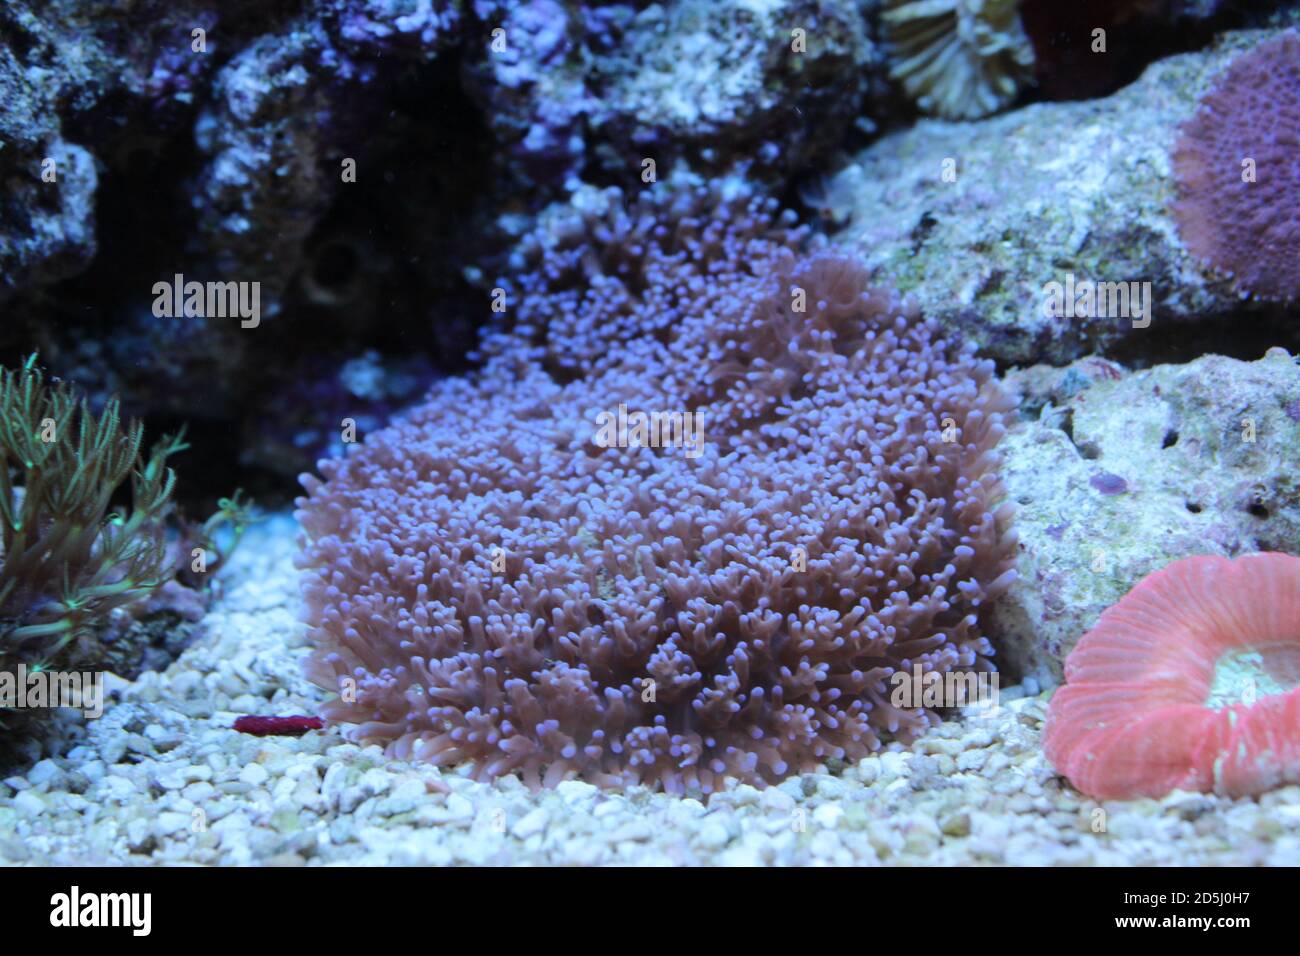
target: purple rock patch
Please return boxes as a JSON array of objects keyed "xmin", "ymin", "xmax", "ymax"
[{"xmin": 1090, "ymin": 472, "xmax": 1128, "ymax": 495}]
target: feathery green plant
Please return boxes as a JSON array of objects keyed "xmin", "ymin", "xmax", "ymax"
[
  {"xmin": 0, "ymin": 355, "xmax": 185, "ymax": 679},
  {"xmin": 193, "ymin": 488, "xmax": 258, "ymax": 583}
]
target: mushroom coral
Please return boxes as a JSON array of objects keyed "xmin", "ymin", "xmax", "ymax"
[{"xmin": 1045, "ymin": 552, "xmax": 1300, "ymax": 800}]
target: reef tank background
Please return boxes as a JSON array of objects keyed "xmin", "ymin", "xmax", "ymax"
[{"xmin": 0, "ymin": 0, "xmax": 1298, "ymax": 869}]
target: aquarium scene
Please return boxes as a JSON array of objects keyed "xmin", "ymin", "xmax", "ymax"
[{"xmin": 0, "ymin": 0, "xmax": 1298, "ymax": 878}]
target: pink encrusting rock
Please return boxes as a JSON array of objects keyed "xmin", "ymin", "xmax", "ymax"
[{"xmin": 1045, "ymin": 552, "xmax": 1300, "ymax": 800}]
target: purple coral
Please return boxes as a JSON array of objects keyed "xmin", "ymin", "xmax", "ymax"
[
  {"xmin": 296, "ymin": 185, "xmax": 1017, "ymax": 793},
  {"xmin": 1172, "ymin": 32, "xmax": 1300, "ymax": 302},
  {"xmin": 1090, "ymin": 472, "xmax": 1128, "ymax": 495}
]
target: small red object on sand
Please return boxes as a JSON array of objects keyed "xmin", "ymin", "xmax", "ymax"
[{"xmin": 233, "ymin": 715, "xmax": 324, "ymax": 737}]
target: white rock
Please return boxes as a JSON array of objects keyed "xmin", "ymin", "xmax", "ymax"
[
  {"xmin": 100, "ymin": 774, "xmax": 137, "ymax": 801},
  {"xmin": 716, "ymin": 843, "xmax": 764, "ymax": 866},
  {"xmin": 377, "ymin": 779, "xmax": 427, "ymax": 816},
  {"xmin": 12, "ymin": 790, "xmax": 45, "ymax": 816},
  {"xmin": 358, "ymin": 767, "xmax": 391, "ymax": 797},
  {"xmin": 239, "ymin": 763, "xmax": 270, "ymax": 787},
  {"xmin": 696, "ymin": 818, "xmax": 732, "ymax": 850},
  {"xmin": 126, "ymin": 816, "xmax": 153, "ymax": 851},
  {"xmin": 812, "ymin": 804, "xmax": 844, "ymax": 829},
  {"xmin": 810, "ymin": 829, "xmax": 847, "ymax": 862},
  {"xmin": 27, "ymin": 759, "xmax": 64, "ymax": 788},
  {"xmin": 511, "ymin": 807, "xmax": 550, "ymax": 839},
  {"xmin": 879, "ymin": 752, "xmax": 910, "ymax": 779},
  {"xmin": 321, "ymin": 764, "xmax": 350, "ymax": 805},
  {"xmin": 444, "ymin": 793, "xmax": 474, "ymax": 822},
  {"xmin": 555, "ymin": 780, "xmax": 598, "ymax": 805},
  {"xmin": 155, "ymin": 812, "xmax": 192, "ymax": 836},
  {"xmin": 759, "ymin": 788, "xmax": 796, "ymax": 813}
]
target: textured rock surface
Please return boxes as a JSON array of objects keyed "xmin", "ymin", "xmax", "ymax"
[
  {"xmin": 585, "ymin": 0, "xmax": 880, "ymax": 176},
  {"xmin": 0, "ymin": 39, "xmax": 97, "ymax": 302},
  {"xmin": 465, "ymin": 0, "xmax": 883, "ymax": 185},
  {"xmin": 0, "ymin": 0, "xmax": 301, "ymax": 305},
  {"xmin": 824, "ymin": 28, "xmax": 1297, "ymax": 366},
  {"xmin": 993, "ymin": 348, "xmax": 1300, "ymax": 683},
  {"xmin": 190, "ymin": 20, "xmax": 344, "ymax": 315}
]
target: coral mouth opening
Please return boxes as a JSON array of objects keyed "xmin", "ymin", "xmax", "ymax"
[{"xmin": 1206, "ymin": 645, "xmax": 1300, "ymax": 710}]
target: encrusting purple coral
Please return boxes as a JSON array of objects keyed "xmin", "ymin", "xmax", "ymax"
[
  {"xmin": 296, "ymin": 182, "xmax": 1018, "ymax": 793},
  {"xmin": 1172, "ymin": 32, "xmax": 1300, "ymax": 302}
]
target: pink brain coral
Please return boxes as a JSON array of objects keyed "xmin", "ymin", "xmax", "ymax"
[
  {"xmin": 1045, "ymin": 552, "xmax": 1300, "ymax": 800},
  {"xmin": 1171, "ymin": 32, "xmax": 1300, "ymax": 301},
  {"xmin": 296, "ymin": 185, "xmax": 1017, "ymax": 793}
]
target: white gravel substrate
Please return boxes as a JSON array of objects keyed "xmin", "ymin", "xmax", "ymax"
[{"xmin": 2, "ymin": 515, "xmax": 1298, "ymax": 866}]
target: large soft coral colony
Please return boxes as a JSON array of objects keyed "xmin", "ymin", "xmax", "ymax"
[{"xmin": 297, "ymin": 188, "xmax": 1017, "ymax": 793}]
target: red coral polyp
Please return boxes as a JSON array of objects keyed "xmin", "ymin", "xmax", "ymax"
[
  {"xmin": 1171, "ymin": 32, "xmax": 1300, "ymax": 302},
  {"xmin": 296, "ymin": 187, "xmax": 1016, "ymax": 794},
  {"xmin": 1045, "ymin": 553, "xmax": 1300, "ymax": 800}
]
